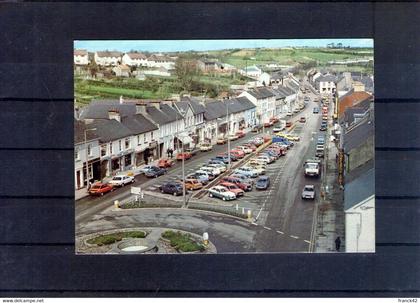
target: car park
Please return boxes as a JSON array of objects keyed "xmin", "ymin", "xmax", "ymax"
[
  {"xmin": 302, "ymin": 185, "xmax": 316, "ymax": 200},
  {"xmin": 145, "ymin": 166, "xmax": 167, "ymax": 178},
  {"xmin": 219, "ymin": 182, "xmax": 245, "ymax": 197},
  {"xmin": 160, "ymin": 182, "xmax": 184, "ymax": 196},
  {"xmin": 158, "ymin": 158, "xmax": 174, "ymax": 168},
  {"xmin": 108, "ymin": 175, "xmax": 135, "ymax": 187},
  {"xmin": 199, "ymin": 142, "xmax": 213, "ymax": 152},
  {"xmin": 221, "ymin": 176, "xmax": 252, "ymax": 191},
  {"xmin": 88, "ymin": 182, "xmax": 114, "ymax": 196},
  {"xmin": 184, "ymin": 179, "xmax": 203, "ymax": 191},
  {"xmin": 256, "ymin": 176, "xmax": 270, "ymax": 190},
  {"xmin": 234, "ymin": 167, "xmax": 259, "ymax": 178},
  {"xmin": 208, "ymin": 186, "xmax": 236, "ymax": 201}
]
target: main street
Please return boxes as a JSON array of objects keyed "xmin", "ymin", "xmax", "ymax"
[{"xmin": 76, "ymin": 85, "xmax": 325, "ymax": 253}]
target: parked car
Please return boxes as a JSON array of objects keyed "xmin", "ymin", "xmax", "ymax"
[
  {"xmin": 184, "ymin": 179, "xmax": 203, "ymax": 191},
  {"xmin": 207, "ymin": 163, "xmax": 227, "ymax": 173},
  {"xmin": 252, "ymin": 137, "xmax": 264, "ymax": 146},
  {"xmin": 231, "ymin": 174, "xmax": 254, "ymax": 186},
  {"xmin": 273, "ymin": 126, "xmax": 285, "ymax": 133},
  {"xmin": 256, "ymin": 176, "xmax": 270, "ymax": 190},
  {"xmin": 234, "ymin": 167, "xmax": 259, "ymax": 178},
  {"xmin": 200, "ymin": 166, "xmax": 221, "ymax": 176},
  {"xmin": 139, "ymin": 165, "xmax": 156, "ymax": 174},
  {"xmin": 285, "ymin": 121, "xmax": 292, "ymax": 127},
  {"xmin": 270, "ymin": 117, "xmax": 279, "ymax": 123},
  {"xmin": 88, "ymin": 182, "xmax": 114, "ymax": 196},
  {"xmin": 108, "ymin": 175, "xmax": 135, "ymax": 187},
  {"xmin": 244, "ymin": 164, "xmax": 265, "ymax": 175},
  {"xmin": 227, "ymin": 134, "xmax": 239, "ymax": 141},
  {"xmin": 313, "ymin": 107, "xmax": 320, "ymax": 114},
  {"xmin": 176, "ymin": 152, "xmax": 192, "ymax": 160},
  {"xmin": 158, "ymin": 158, "xmax": 174, "ymax": 168},
  {"xmin": 230, "ymin": 149, "xmax": 245, "ymax": 159},
  {"xmin": 145, "ymin": 166, "xmax": 167, "ymax": 178},
  {"xmin": 208, "ymin": 159, "xmax": 227, "ymax": 166},
  {"xmin": 251, "ymin": 124, "xmax": 263, "ymax": 132},
  {"xmin": 286, "ymin": 112, "xmax": 292, "ymax": 117},
  {"xmin": 242, "ymin": 143, "xmax": 257, "ymax": 151},
  {"xmin": 236, "ymin": 130, "xmax": 246, "ymax": 138},
  {"xmin": 302, "ymin": 185, "xmax": 316, "ymax": 200},
  {"xmin": 195, "ymin": 170, "xmax": 215, "ymax": 182},
  {"xmin": 217, "ymin": 137, "xmax": 227, "ymax": 145},
  {"xmin": 184, "ymin": 147, "xmax": 199, "ymax": 156},
  {"xmin": 264, "ymin": 121, "xmax": 273, "ymax": 128},
  {"xmin": 214, "ymin": 155, "xmax": 230, "ymax": 164},
  {"xmin": 160, "ymin": 182, "xmax": 184, "ymax": 196},
  {"xmin": 208, "ymin": 186, "xmax": 236, "ymax": 201},
  {"xmin": 256, "ymin": 155, "xmax": 273, "ymax": 164},
  {"xmin": 320, "ymin": 121, "xmax": 327, "ymax": 131},
  {"xmin": 221, "ymin": 176, "xmax": 252, "ymax": 191},
  {"xmin": 186, "ymin": 173, "xmax": 208, "ymax": 185},
  {"xmin": 236, "ymin": 145, "xmax": 252, "ymax": 154},
  {"xmin": 300, "ymin": 117, "xmax": 306, "ymax": 123},
  {"xmin": 219, "ymin": 182, "xmax": 245, "ymax": 197},
  {"xmin": 199, "ymin": 142, "xmax": 213, "ymax": 152}
]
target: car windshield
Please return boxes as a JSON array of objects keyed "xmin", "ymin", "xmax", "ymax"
[
  {"xmin": 305, "ymin": 186, "xmax": 314, "ymax": 191},
  {"xmin": 91, "ymin": 185, "xmax": 100, "ymax": 189},
  {"xmin": 306, "ymin": 163, "xmax": 318, "ymax": 169},
  {"xmin": 112, "ymin": 177, "xmax": 122, "ymax": 180}
]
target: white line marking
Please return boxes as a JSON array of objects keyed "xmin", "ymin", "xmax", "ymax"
[
  {"xmin": 304, "ymin": 240, "xmax": 311, "ymax": 244},
  {"xmin": 276, "ymin": 231, "xmax": 284, "ymax": 234},
  {"xmin": 251, "ymin": 222, "xmax": 258, "ymax": 226},
  {"xmin": 263, "ymin": 226, "xmax": 271, "ymax": 230},
  {"xmin": 290, "ymin": 235, "xmax": 299, "ymax": 239}
]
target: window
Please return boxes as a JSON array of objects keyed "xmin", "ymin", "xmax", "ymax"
[
  {"xmin": 137, "ymin": 135, "xmax": 141, "ymax": 146},
  {"xmin": 75, "ymin": 147, "xmax": 80, "ymax": 160},
  {"xmin": 144, "ymin": 134, "xmax": 147, "ymax": 144},
  {"xmin": 125, "ymin": 138, "xmax": 130, "ymax": 149},
  {"xmin": 109, "ymin": 142, "xmax": 113, "ymax": 154},
  {"xmin": 87, "ymin": 144, "xmax": 92, "ymax": 156},
  {"xmin": 119, "ymin": 140, "xmax": 122, "ymax": 151},
  {"xmin": 101, "ymin": 144, "xmax": 107, "ymax": 157},
  {"xmin": 151, "ymin": 132, "xmax": 154, "ymax": 140}
]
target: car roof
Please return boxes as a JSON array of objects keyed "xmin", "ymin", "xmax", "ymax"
[
  {"xmin": 305, "ymin": 185, "xmax": 315, "ymax": 189},
  {"xmin": 258, "ymin": 176, "xmax": 269, "ymax": 180}
]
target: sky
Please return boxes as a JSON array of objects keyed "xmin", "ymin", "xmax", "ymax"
[{"xmin": 74, "ymin": 39, "xmax": 373, "ymax": 53}]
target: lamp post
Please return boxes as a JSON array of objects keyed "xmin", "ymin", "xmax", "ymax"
[{"xmin": 84, "ymin": 128, "xmax": 97, "ymax": 191}]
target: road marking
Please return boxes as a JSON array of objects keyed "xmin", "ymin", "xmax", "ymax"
[
  {"xmin": 263, "ymin": 226, "xmax": 271, "ymax": 230},
  {"xmin": 290, "ymin": 235, "xmax": 299, "ymax": 239},
  {"xmin": 251, "ymin": 222, "xmax": 258, "ymax": 226},
  {"xmin": 276, "ymin": 231, "xmax": 284, "ymax": 234},
  {"xmin": 304, "ymin": 240, "xmax": 311, "ymax": 244}
]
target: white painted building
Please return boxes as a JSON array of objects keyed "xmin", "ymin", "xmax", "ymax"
[
  {"xmin": 122, "ymin": 52, "xmax": 148, "ymax": 67},
  {"xmin": 344, "ymin": 168, "xmax": 375, "ymax": 253},
  {"xmin": 147, "ymin": 54, "xmax": 175, "ymax": 70},
  {"xmin": 315, "ymin": 74, "xmax": 337, "ymax": 95},
  {"xmin": 239, "ymin": 87, "xmax": 276, "ymax": 125},
  {"xmin": 143, "ymin": 67, "xmax": 172, "ymax": 77},
  {"xmin": 74, "ymin": 49, "xmax": 89, "ymax": 65},
  {"xmin": 239, "ymin": 65, "xmax": 263, "ymax": 79},
  {"xmin": 94, "ymin": 51, "xmax": 123, "ymax": 66}
]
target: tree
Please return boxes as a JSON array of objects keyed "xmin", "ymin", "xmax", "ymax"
[{"xmin": 174, "ymin": 58, "xmax": 202, "ymax": 92}]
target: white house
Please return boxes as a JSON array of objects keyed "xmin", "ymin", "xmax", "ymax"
[
  {"xmin": 122, "ymin": 52, "xmax": 148, "ymax": 67},
  {"xmin": 143, "ymin": 67, "xmax": 172, "ymax": 77},
  {"xmin": 177, "ymin": 97, "xmax": 206, "ymax": 144},
  {"xmin": 344, "ymin": 167, "xmax": 375, "ymax": 252},
  {"xmin": 112, "ymin": 64, "xmax": 131, "ymax": 77},
  {"xmin": 239, "ymin": 65, "xmax": 263, "ymax": 79},
  {"xmin": 74, "ymin": 49, "xmax": 89, "ymax": 65},
  {"xmin": 74, "ymin": 119, "xmax": 101, "ymax": 190},
  {"xmin": 147, "ymin": 54, "xmax": 175, "ymax": 70},
  {"xmin": 315, "ymin": 74, "xmax": 337, "ymax": 95},
  {"xmin": 258, "ymin": 72, "xmax": 271, "ymax": 86},
  {"xmin": 94, "ymin": 51, "xmax": 123, "ymax": 66},
  {"xmin": 239, "ymin": 87, "xmax": 276, "ymax": 125}
]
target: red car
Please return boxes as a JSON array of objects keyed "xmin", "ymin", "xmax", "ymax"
[
  {"xmin": 264, "ymin": 121, "xmax": 273, "ymax": 128},
  {"xmin": 219, "ymin": 182, "xmax": 245, "ymax": 197},
  {"xmin": 88, "ymin": 183, "xmax": 114, "ymax": 196},
  {"xmin": 221, "ymin": 176, "xmax": 252, "ymax": 191},
  {"xmin": 270, "ymin": 117, "xmax": 279, "ymax": 123},
  {"xmin": 176, "ymin": 152, "xmax": 192, "ymax": 161},
  {"xmin": 231, "ymin": 149, "xmax": 245, "ymax": 158},
  {"xmin": 235, "ymin": 131, "xmax": 246, "ymax": 138},
  {"xmin": 242, "ymin": 143, "xmax": 257, "ymax": 151},
  {"xmin": 158, "ymin": 158, "xmax": 174, "ymax": 168},
  {"xmin": 262, "ymin": 135, "xmax": 271, "ymax": 143},
  {"xmin": 286, "ymin": 121, "xmax": 292, "ymax": 128}
]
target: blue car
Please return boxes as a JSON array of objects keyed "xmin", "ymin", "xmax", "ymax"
[
  {"xmin": 145, "ymin": 166, "xmax": 167, "ymax": 178},
  {"xmin": 256, "ymin": 176, "xmax": 270, "ymax": 190},
  {"xmin": 188, "ymin": 173, "xmax": 209, "ymax": 185}
]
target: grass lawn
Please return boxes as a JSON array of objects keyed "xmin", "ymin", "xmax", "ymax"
[{"xmin": 161, "ymin": 230, "xmax": 204, "ymax": 252}]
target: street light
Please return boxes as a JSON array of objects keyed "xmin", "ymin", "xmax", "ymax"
[
  {"xmin": 225, "ymin": 100, "xmax": 235, "ymax": 171},
  {"xmin": 84, "ymin": 127, "xmax": 97, "ymax": 192}
]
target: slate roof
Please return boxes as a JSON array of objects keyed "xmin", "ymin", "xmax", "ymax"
[
  {"xmin": 344, "ymin": 164, "xmax": 374, "ymax": 210},
  {"xmin": 145, "ymin": 106, "xmax": 174, "ymax": 125},
  {"xmin": 90, "ymin": 119, "xmax": 133, "ymax": 142},
  {"xmin": 79, "ymin": 100, "xmax": 137, "ymax": 120},
  {"xmin": 235, "ymin": 96, "xmax": 256, "ymax": 111},
  {"xmin": 74, "ymin": 49, "xmax": 88, "ymax": 56},
  {"xmin": 121, "ymin": 113, "xmax": 158, "ymax": 134},
  {"xmin": 174, "ymin": 101, "xmax": 190, "ymax": 115},
  {"xmin": 179, "ymin": 97, "xmax": 206, "ymax": 114},
  {"xmin": 247, "ymin": 87, "xmax": 276, "ymax": 99},
  {"xmin": 204, "ymin": 101, "xmax": 226, "ymax": 121},
  {"xmin": 126, "ymin": 52, "xmax": 147, "ymax": 60},
  {"xmin": 74, "ymin": 119, "xmax": 100, "ymax": 144},
  {"xmin": 160, "ymin": 103, "xmax": 183, "ymax": 121},
  {"xmin": 96, "ymin": 51, "xmax": 123, "ymax": 58},
  {"xmin": 315, "ymin": 74, "xmax": 337, "ymax": 82},
  {"xmin": 343, "ymin": 117, "xmax": 374, "ymax": 153}
]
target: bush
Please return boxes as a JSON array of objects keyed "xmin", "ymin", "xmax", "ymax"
[
  {"xmin": 87, "ymin": 231, "xmax": 146, "ymax": 246},
  {"xmin": 161, "ymin": 230, "xmax": 204, "ymax": 252}
]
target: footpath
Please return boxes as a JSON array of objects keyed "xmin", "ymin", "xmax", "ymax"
[{"xmin": 314, "ymin": 116, "xmax": 345, "ymax": 252}]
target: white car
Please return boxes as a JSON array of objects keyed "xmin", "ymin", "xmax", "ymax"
[
  {"xmin": 207, "ymin": 163, "xmax": 227, "ymax": 173},
  {"xmin": 273, "ymin": 126, "xmax": 285, "ymax": 133},
  {"xmin": 236, "ymin": 146, "xmax": 252, "ymax": 154},
  {"xmin": 200, "ymin": 166, "xmax": 221, "ymax": 176},
  {"xmin": 244, "ymin": 164, "xmax": 265, "ymax": 175},
  {"xmin": 234, "ymin": 167, "xmax": 259, "ymax": 178},
  {"xmin": 208, "ymin": 186, "xmax": 236, "ymax": 201},
  {"xmin": 227, "ymin": 134, "xmax": 239, "ymax": 141},
  {"xmin": 302, "ymin": 185, "xmax": 316, "ymax": 200},
  {"xmin": 255, "ymin": 155, "xmax": 271, "ymax": 164},
  {"xmin": 108, "ymin": 175, "xmax": 135, "ymax": 187},
  {"xmin": 199, "ymin": 142, "xmax": 213, "ymax": 152}
]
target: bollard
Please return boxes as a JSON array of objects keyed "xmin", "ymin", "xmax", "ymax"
[
  {"xmin": 236, "ymin": 204, "xmax": 239, "ymax": 211},
  {"xmin": 247, "ymin": 210, "xmax": 252, "ymax": 220},
  {"xmin": 203, "ymin": 232, "xmax": 209, "ymax": 246},
  {"xmin": 114, "ymin": 200, "xmax": 120, "ymax": 209},
  {"xmin": 242, "ymin": 207, "xmax": 245, "ymax": 214}
]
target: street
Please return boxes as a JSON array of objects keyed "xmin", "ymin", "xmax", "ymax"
[{"xmin": 76, "ymin": 85, "xmax": 326, "ymax": 253}]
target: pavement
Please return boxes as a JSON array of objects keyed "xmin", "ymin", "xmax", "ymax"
[{"xmin": 314, "ymin": 106, "xmax": 345, "ymax": 252}]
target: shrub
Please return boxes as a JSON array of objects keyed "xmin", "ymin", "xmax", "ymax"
[
  {"xmin": 87, "ymin": 231, "xmax": 146, "ymax": 246},
  {"xmin": 161, "ymin": 231, "xmax": 204, "ymax": 252}
]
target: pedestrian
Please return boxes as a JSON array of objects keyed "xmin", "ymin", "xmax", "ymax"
[
  {"xmin": 169, "ymin": 148, "xmax": 173, "ymax": 158},
  {"xmin": 166, "ymin": 148, "xmax": 170, "ymax": 158},
  {"xmin": 335, "ymin": 236, "xmax": 341, "ymax": 252}
]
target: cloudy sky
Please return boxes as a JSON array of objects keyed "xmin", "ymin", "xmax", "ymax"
[{"xmin": 74, "ymin": 39, "xmax": 373, "ymax": 53}]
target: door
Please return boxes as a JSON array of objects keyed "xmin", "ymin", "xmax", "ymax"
[{"xmin": 76, "ymin": 170, "xmax": 81, "ymax": 189}]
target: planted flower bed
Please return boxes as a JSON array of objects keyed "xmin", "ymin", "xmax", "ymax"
[
  {"xmin": 87, "ymin": 231, "xmax": 146, "ymax": 246},
  {"xmin": 161, "ymin": 230, "xmax": 205, "ymax": 253}
]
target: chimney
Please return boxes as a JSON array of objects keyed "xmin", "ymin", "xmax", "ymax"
[
  {"xmin": 150, "ymin": 101, "xmax": 160, "ymax": 109},
  {"xmin": 135, "ymin": 102, "xmax": 147, "ymax": 114},
  {"xmin": 119, "ymin": 95, "xmax": 124, "ymax": 104},
  {"xmin": 108, "ymin": 109, "xmax": 121, "ymax": 122}
]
